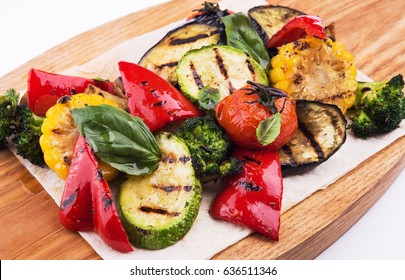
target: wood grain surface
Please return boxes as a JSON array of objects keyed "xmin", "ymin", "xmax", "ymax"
[{"xmin": 0, "ymin": 0, "xmax": 404, "ymax": 260}]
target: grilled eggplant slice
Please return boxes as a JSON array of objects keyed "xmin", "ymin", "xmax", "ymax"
[
  {"xmin": 138, "ymin": 3, "xmax": 232, "ymax": 84},
  {"xmin": 139, "ymin": 22, "xmax": 223, "ymax": 84},
  {"xmin": 279, "ymin": 100, "xmax": 347, "ymax": 176},
  {"xmin": 119, "ymin": 132, "xmax": 202, "ymax": 250},
  {"xmin": 248, "ymin": 5, "xmax": 305, "ymax": 44},
  {"xmin": 176, "ymin": 45, "xmax": 268, "ymax": 104}
]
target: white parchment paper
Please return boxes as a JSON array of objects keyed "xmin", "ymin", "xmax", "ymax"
[{"xmin": 12, "ymin": 0, "xmax": 405, "ymax": 259}]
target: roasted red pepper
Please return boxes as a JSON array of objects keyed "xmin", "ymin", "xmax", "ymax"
[
  {"xmin": 59, "ymin": 136, "xmax": 94, "ymax": 231},
  {"xmin": 266, "ymin": 15, "xmax": 325, "ymax": 49},
  {"xmin": 209, "ymin": 148, "xmax": 283, "ymax": 241},
  {"xmin": 58, "ymin": 135, "xmax": 133, "ymax": 253},
  {"xmin": 27, "ymin": 68, "xmax": 115, "ymax": 116},
  {"xmin": 118, "ymin": 61, "xmax": 202, "ymax": 133}
]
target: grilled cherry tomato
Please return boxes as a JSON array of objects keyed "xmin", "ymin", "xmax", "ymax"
[
  {"xmin": 27, "ymin": 68, "xmax": 115, "ymax": 116},
  {"xmin": 118, "ymin": 61, "xmax": 202, "ymax": 133},
  {"xmin": 266, "ymin": 15, "xmax": 325, "ymax": 49},
  {"xmin": 215, "ymin": 83, "xmax": 297, "ymax": 150}
]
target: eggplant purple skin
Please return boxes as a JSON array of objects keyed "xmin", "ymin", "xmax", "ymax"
[
  {"xmin": 279, "ymin": 100, "xmax": 348, "ymax": 177},
  {"xmin": 248, "ymin": 5, "xmax": 306, "ymax": 58},
  {"xmin": 281, "ymin": 158, "xmax": 323, "ymax": 177},
  {"xmin": 248, "ymin": 5, "xmax": 306, "ymax": 43}
]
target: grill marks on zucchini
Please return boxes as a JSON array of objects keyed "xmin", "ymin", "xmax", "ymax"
[
  {"xmin": 213, "ymin": 47, "xmax": 235, "ymax": 94},
  {"xmin": 214, "ymin": 47, "xmax": 229, "ymax": 79},
  {"xmin": 177, "ymin": 45, "xmax": 268, "ymax": 103},
  {"xmin": 119, "ymin": 132, "xmax": 202, "ymax": 250},
  {"xmin": 279, "ymin": 100, "xmax": 347, "ymax": 176},
  {"xmin": 189, "ymin": 61, "xmax": 204, "ymax": 90},
  {"xmin": 139, "ymin": 206, "xmax": 180, "ymax": 217},
  {"xmin": 139, "ymin": 22, "xmax": 222, "ymax": 83}
]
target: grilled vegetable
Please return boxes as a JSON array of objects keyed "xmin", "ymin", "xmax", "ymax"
[
  {"xmin": 59, "ymin": 135, "xmax": 133, "ymax": 253},
  {"xmin": 266, "ymin": 15, "xmax": 325, "ymax": 49},
  {"xmin": 12, "ymin": 104, "xmax": 45, "ymax": 166},
  {"xmin": 279, "ymin": 100, "xmax": 347, "ymax": 176},
  {"xmin": 215, "ymin": 82, "xmax": 297, "ymax": 151},
  {"xmin": 269, "ymin": 36, "xmax": 357, "ymax": 114},
  {"xmin": 0, "ymin": 89, "xmax": 45, "ymax": 166},
  {"xmin": 175, "ymin": 116, "xmax": 242, "ymax": 183},
  {"xmin": 210, "ymin": 147, "xmax": 283, "ymax": 241},
  {"xmin": 84, "ymin": 84, "xmax": 128, "ymax": 111},
  {"xmin": 139, "ymin": 2, "xmax": 234, "ymax": 84},
  {"xmin": 248, "ymin": 5, "xmax": 305, "ymax": 45},
  {"xmin": 39, "ymin": 93, "xmax": 118, "ymax": 180},
  {"xmin": 139, "ymin": 22, "xmax": 223, "ymax": 84},
  {"xmin": 27, "ymin": 68, "xmax": 115, "ymax": 116},
  {"xmin": 119, "ymin": 132, "xmax": 202, "ymax": 250},
  {"xmin": 176, "ymin": 45, "xmax": 268, "ymax": 104},
  {"xmin": 349, "ymin": 74, "xmax": 405, "ymax": 138},
  {"xmin": 118, "ymin": 61, "xmax": 202, "ymax": 133},
  {"xmin": 59, "ymin": 135, "xmax": 95, "ymax": 232},
  {"xmin": 0, "ymin": 89, "xmax": 19, "ymax": 146}
]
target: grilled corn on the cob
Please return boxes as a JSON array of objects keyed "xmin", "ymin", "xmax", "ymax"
[
  {"xmin": 40, "ymin": 93, "xmax": 118, "ymax": 180},
  {"xmin": 269, "ymin": 36, "xmax": 357, "ymax": 114}
]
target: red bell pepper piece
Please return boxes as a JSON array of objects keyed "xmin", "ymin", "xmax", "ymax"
[
  {"xmin": 91, "ymin": 164, "xmax": 133, "ymax": 253},
  {"xmin": 27, "ymin": 68, "xmax": 115, "ymax": 116},
  {"xmin": 209, "ymin": 148, "xmax": 283, "ymax": 241},
  {"xmin": 118, "ymin": 61, "xmax": 202, "ymax": 132},
  {"xmin": 266, "ymin": 15, "xmax": 325, "ymax": 49},
  {"xmin": 58, "ymin": 135, "xmax": 133, "ymax": 253},
  {"xmin": 59, "ymin": 136, "xmax": 94, "ymax": 231}
]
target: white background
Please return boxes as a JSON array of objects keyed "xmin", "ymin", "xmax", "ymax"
[{"xmin": 1, "ymin": 0, "xmax": 404, "ymax": 260}]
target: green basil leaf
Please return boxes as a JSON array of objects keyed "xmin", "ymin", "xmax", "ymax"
[
  {"xmin": 256, "ymin": 113, "xmax": 282, "ymax": 146},
  {"xmin": 71, "ymin": 104, "xmax": 161, "ymax": 175},
  {"xmin": 197, "ymin": 86, "xmax": 221, "ymax": 114},
  {"xmin": 221, "ymin": 12, "xmax": 270, "ymax": 70}
]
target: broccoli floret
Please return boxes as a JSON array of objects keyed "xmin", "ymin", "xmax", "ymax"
[
  {"xmin": 0, "ymin": 89, "xmax": 19, "ymax": 146},
  {"xmin": 175, "ymin": 116, "xmax": 241, "ymax": 182},
  {"xmin": 0, "ymin": 89, "xmax": 45, "ymax": 166},
  {"xmin": 349, "ymin": 74, "xmax": 405, "ymax": 138},
  {"xmin": 13, "ymin": 105, "xmax": 45, "ymax": 166},
  {"xmin": 219, "ymin": 157, "xmax": 243, "ymax": 177}
]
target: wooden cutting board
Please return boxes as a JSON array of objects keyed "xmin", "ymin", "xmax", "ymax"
[{"xmin": 0, "ymin": 0, "xmax": 404, "ymax": 260}]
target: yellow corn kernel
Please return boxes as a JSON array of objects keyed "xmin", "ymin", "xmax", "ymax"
[
  {"xmin": 273, "ymin": 80, "xmax": 291, "ymax": 93},
  {"xmin": 269, "ymin": 66, "xmax": 286, "ymax": 83}
]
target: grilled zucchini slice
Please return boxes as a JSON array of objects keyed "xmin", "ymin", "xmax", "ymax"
[
  {"xmin": 119, "ymin": 132, "xmax": 202, "ymax": 250},
  {"xmin": 279, "ymin": 100, "xmax": 347, "ymax": 176},
  {"xmin": 139, "ymin": 22, "xmax": 222, "ymax": 84},
  {"xmin": 176, "ymin": 45, "xmax": 268, "ymax": 103},
  {"xmin": 248, "ymin": 5, "xmax": 305, "ymax": 44}
]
